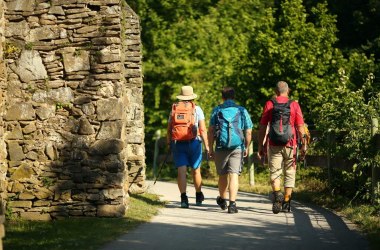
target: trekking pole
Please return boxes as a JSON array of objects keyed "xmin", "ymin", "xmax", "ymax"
[{"xmin": 153, "ymin": 149, "xmax": 171, "ymax": 185}]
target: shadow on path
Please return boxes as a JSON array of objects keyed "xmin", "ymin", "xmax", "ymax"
[{"xmin": 101, "ymin": 181, "xmax": 368, "ymax": 250}]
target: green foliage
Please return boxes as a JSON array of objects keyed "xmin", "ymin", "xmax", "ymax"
[
  {"xmin": 235, "ymin": 0, "xmax": 348, "ymax": 120},
  {"xmin": 314, "ymin": 73, "xmax": 380, "ymax": 202},
  {"xmin": 130, "ymin": 0, "xmax": 378, "ymax": 167},
  {"xmin": 25, "ymin": 42, "xmax": 34, "ymax": 50},
  {"xmin": 41, "ymin": 177, "xmax": 55, "ymax": 188}
]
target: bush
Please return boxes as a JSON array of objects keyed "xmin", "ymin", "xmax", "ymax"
[{"xmin": 314, "ymin": 73, "xmax": 380, "ymax": 202}]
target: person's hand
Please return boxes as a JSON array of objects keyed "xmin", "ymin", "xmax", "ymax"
[
  {"xmin": 243, "ymin": 148, "xmax": 249, "ymax": 158},
  {"xmin": 208, "ymin": 149, "xmax": 215, "ymax": 160},
  {"xmin": 300, "ymin": 144, "xmax": 307, "ymax": 160},
  {"xmin": 257, "ymin": 146, "xmax": 264, "ymax": 160}
]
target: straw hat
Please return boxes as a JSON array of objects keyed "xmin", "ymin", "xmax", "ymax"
[{"xmin": 176, "ymin": 86, "xmax": 197, "ymax": 100}]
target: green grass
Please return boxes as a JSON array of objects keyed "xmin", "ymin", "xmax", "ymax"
[{"xmin": 3, "ymin": 193, "xmax": 165, "ymax": 250}]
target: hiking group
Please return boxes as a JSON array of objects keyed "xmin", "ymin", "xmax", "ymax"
[{"xmin": 166, "ymin": 81, "xmax": 307, "ymax": 214}]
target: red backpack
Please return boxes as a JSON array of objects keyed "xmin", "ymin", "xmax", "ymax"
[{"xmin": 170, "ymin": 101, "xmax": 197, "ymax": 141}]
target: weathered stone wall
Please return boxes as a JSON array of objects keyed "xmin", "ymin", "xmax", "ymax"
[
  {"xmin": 0, "ymin": 0, "xmax": 145, "ymax": 220},
  {"xmin": 0, "ymin": 0, "xmax": 6, "ymax": 246}
]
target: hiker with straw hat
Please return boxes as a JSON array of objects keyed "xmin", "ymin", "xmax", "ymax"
[{"xmin": 167, "ymin": 86, "xmax": 210, "ymax": 208}]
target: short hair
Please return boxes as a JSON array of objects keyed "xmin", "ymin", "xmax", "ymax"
[
  {"xmin": 222, "ymin": 87, "xmax": 235, "ymax": 100},
  {"xmin": 276, "ymin": 81, "xmax": 289, "ymax": 94}
]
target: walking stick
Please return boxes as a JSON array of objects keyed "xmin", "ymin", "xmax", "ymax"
[{"xmin": 153, "ymin": 149, "xmax": 171, "ymax": 185}]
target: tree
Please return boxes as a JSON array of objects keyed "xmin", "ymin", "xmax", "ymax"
[
  {"xmin": 129, "ymin": 0, "xmax": 377, "ymax": 165},
  {"xmin": 314, "ymin": 73, "xmax": 380, "ymax": 201}
]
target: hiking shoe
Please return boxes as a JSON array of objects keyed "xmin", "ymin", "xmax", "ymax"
[
  {"xmin": 282, "ymin": 199, "xmax": 291, "ymax": 212},
  {"xmin": 180, "ymin": 194, "xmax": 189, "ymax": 208},
  {"xmin": 216, "ymin": 196, "xmax": 227, "ymax": 210},
  {"xmin": 272, "ymin": 191, "xmax": 284, "ymax": 214},
  {"xmin": 195, "ymin": 192, "xmax": 204, "ymax": 206},
  {"xmin": 228, "ymin": 202, "xmax": 238, "ymax": 214}
]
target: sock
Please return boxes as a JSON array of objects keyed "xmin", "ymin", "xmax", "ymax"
[
  {"xmin": 196, "ymin": 192, "xmax": 202, "ymax": 195},
  {"xmin": 229, "ymin": 200, "xmax": 236, "ymax": 205},
  {"xmin": 274, "ymin": 187, "xmax": 281, "ymax": 192},
  {"xmin": 181, "ymin": 192, "xmax": 187, "ymax": 197}
]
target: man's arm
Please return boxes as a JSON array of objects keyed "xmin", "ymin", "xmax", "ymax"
[
  {"xmin": 297, "ymin": 124, "xmax": 307, "ymax": 158},
  {"xmin": 198, "ymin": 119, "xmax": 210, "ymax": 153},
  {"xmin": 208, "ymin": 126, "xmax": 215, "ymax": 158},
  {"xmin": 244, "ymin": 129, "xmax": 252, "ymax": 157},
  {"xmin": 257, "ymin": 100, "xmax": 271, "ymax": 159},
  {"xmin": 257, "ymin": 123, "xmax": 267, "ymax": 160}
]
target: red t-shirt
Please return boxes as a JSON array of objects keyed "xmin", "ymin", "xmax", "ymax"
[{"xmin": 259, "ymin": 96, "xmax": 304, "ymax": 146}]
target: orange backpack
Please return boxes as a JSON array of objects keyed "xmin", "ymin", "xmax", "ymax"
[{"xmin": 170, "ymin": 101, "xmax": 197, "ymax": 141}]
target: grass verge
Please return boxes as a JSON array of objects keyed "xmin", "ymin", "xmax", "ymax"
[{"xmin": 3, "ymin": 193, "xmax": 165, "ymax": 250}]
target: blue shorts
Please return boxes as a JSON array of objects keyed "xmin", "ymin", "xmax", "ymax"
[{"xmin": 171, "ymin": 139, "xmax": 202, "ymax": 169}]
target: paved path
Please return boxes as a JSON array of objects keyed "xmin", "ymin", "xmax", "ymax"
[{"xmin": 101, "ymin": 181, "xmax": 369, "ymax": 250}]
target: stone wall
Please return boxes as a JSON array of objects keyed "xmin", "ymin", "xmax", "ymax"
[
  {"xmin": 0, "ymin": 0, "xmax": 145, "ymax": 220},
  {"xmin": 0, "ymin": 0, "xmax": 7, "ymax": 213}
]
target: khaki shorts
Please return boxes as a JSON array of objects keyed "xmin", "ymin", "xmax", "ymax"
[
  {"xmin": 268, "ymin": 146, "xmax": 296, "ymax": 188},
  {"xmin": 214, "ymin": 149, "xmax": 243, "ymax": 175}
]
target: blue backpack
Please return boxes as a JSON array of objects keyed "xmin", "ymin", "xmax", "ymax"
[{"xmin": 214, "ymin": 105, "xmax": 245, "ymax": 149}]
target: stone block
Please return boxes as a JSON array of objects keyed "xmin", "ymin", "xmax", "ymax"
[
  {"xmin": 45, "ymin": 143, "xmax": 57, "ymax": 160},
  {"xmin": 22, "ymin": 122, "xmax": 37, "ymax": 134},
  {"xmin": 35, "ymin": 187, "xmax": 53, "ymax": 199},
  {"xmin": 34, "ymin": 200, "xmax": 51, "ymax": 207},
  {"xmin": 124, "ymin": 68, "xmax": 141, "ymax": 78},
  {"xmin": 36, "ymin": 104, "xmax": 56, "ymax": 120},
  {"xmin": 33, "ymin": 87, "xmax": 74, "ymax": 104},
  {"xmin": 96, "ymin": 121, "xmax": 123, "ymax": 140},
  {"xmin": 62, "ymin": 48, "xmax": 90, "ymax": 73},
  {"xmin": 97, "ymin": 82, "xmax": 115, "ymax": 98},
  {"xmin": 5, "ymin": 103, "xmax": 36, "ymax": 121},
  {"xmin": 96, "ymin": 97, "xmax": 123, "ymax": 121},
  {"xmin": 20, "ymin": 212, "xmax": 51, "ymax": 221},
  {"xmin": 97, "ymin": 204, "xmax": 125, "ymax": 217},
  {"xmin": 8, "ymin": 200, "xmax": 32, "ymax": 208},
  {"xmin": 0, "ymin": 180, "xmax": 8, "ymax": 192},
  {"xmin": 27, "ymin": 26, "xmax": 60, "ymax": 41},
  {"xmin": 48, "ymin": 6, "xmax": 65, "ymax": 15},
  {"xmin": 7, "ymin": 0, "xmax": 36, "ymax": 11},
  {"xmin": 26, "ymin": 151, "xmax": 38, "ymax": 160},
  {"xmin": 78, "ymin": 118, "xmax": 95, "ymax": 135},
  {"xmin": 128, "ymin": 183, "xmax": 146, "ymax": 194},
  {"xmin": 102, "ymin": 188, "xmax": 123, "ymax": 200},
  {"xmin": 0, "ymin": 141, "xmax": 7, "ymax": 160},
  {"xmin": 5, "ymin": 123, "xmax": 23, "ymax": 139},
  {"xmin": 90, "ymin": 139, "xmax": 124, "ymax": 155},
  {"xmin": 92, "ymin": 37, "xmax": 121, "ymax": 45},
  {"xmin": 5, "ymin": 20, "xmax": 29, "ymax": 37},
  {"xmin": 87, "ymin": 194, "xmax": 100, "ymax": 201},
  {"xmin": 94, "ymin": 73, "xmax": 121, "ymax": 80},
  {"xmin": 19, "ymin": 191, "xmax": 35, "ymax": 200},
  {"xmin": 7, "ymin": 142, "xmax": 25, "ymax": 162},
  {"xmin": 68, "ymin": 210, "xmax": 83, "ymax": 216},
  {"xmin": 10, "ymin": 50, "xmax": 47, "ymax": 83}
]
